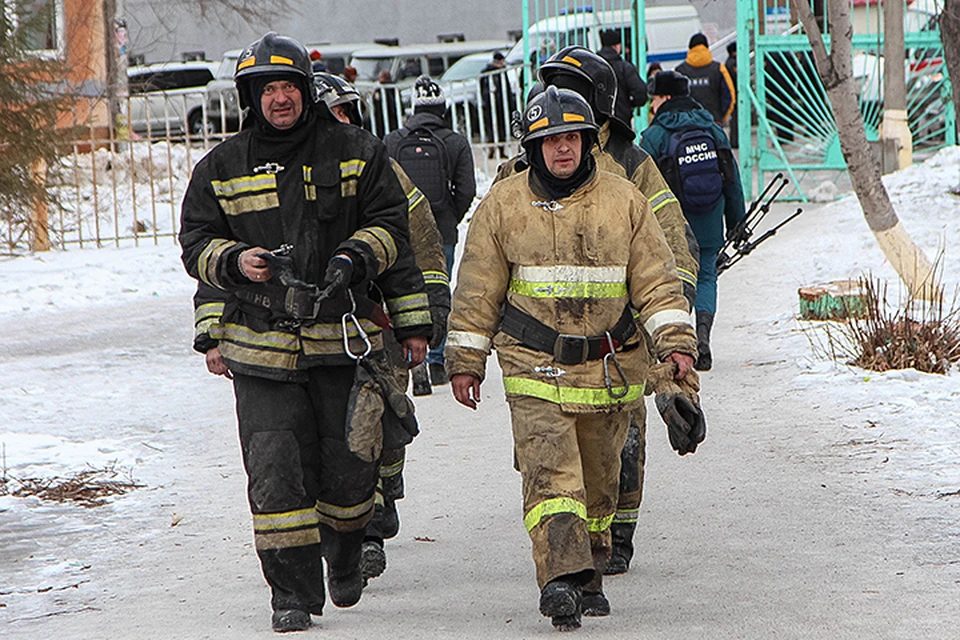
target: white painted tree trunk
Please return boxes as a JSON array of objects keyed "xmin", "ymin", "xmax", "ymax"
[{"xmin": 796, "ymin": 0, "xmax": 937, "ymax": 300}]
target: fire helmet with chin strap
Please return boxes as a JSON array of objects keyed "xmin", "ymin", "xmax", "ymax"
[
  {"xmin": 537, "ymin": 46, "xmax": 617, "ymax": 122},
  {"xmin": 314, "ymin": 72, "xmax": 362, "ymax": 126},
  {"xmin": 234, "ymin": 32, "xmax": 315, "ymax": 113},
  {"xmin": 520, "ymin": 85, "xmax": 598, "ymax": 148}
]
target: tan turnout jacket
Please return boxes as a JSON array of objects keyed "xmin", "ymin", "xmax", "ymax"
[{"xmin": 445, "ymin": 168, "xmax": 697, "ymax": 414}]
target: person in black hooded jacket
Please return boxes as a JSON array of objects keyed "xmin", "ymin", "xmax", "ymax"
[
  {"xmin": 383, "ymin": 77, "xmax": 476, "ymax": 388},
  {"xmin": 179, "ymin": 32, "xmax": 431, "ymax": 634}
]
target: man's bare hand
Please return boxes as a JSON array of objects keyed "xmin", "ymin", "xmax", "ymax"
[
  {"xmin": 402, "ymin": 336, "xmax": 428, "ymax": 367},
  {"xmin": 239, "ymin": 247, "xmax": 271, "ymax": 282},
  {"xmin": 205, "ymin": 347, "xmax": 233, "ymax": 379},
  {"xmin": 451, "ymin": 373, "xmax": 482, "ymax": 410},
  {"xmin": 665, "ymin": 352, "xmax": 694, "ymax": 379}
]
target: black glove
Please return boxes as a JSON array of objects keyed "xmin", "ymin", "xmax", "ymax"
[
  {"xmin": 655, "ymin": 392, "xmax": 706, "ymax": 456},
  {"xmin": 726, "ymin": 223, "xmax": 749, "ymax": 247},
  {"xmin": 320, "ymin": 255, "xmax": 354, "ymax": 296},
  {"xmin": 429, "ymin": 304, "xmax": 450, "ymax": 350}
]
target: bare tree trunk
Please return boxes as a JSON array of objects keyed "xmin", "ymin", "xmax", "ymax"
[
  {"xmin": 795, "ymin": 0, "xmax": 936, "ymax": 300},
  {"xmin": 942, "ymin": 0, "xmax": 960, "ymax": 193},
  {"xmin": 882, "ymin": 0, "xmax": 912, "ymax": 167}
]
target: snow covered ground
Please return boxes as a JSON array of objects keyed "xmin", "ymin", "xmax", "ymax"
[{"xmin": 1, "ymin": 147, "xmax": 959, "ymax": 638}]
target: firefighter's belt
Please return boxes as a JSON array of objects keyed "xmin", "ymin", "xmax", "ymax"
[
  {"xmin": 235, "ymin": 285, "xmax": 389, "ymax": 325},
  {"xmin": 499, "ymin": 303, "xmax": 637, "ymax": 366}
]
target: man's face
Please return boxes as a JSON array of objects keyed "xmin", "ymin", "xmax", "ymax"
[
  {"xmin": 330, "ymin": 104, "xmax": 351, "ymax": 124},
  {"xmin": 650, "ymin": 94, "xmax": 668, "ymax": 114},
  {"xmin": 260, "ymin": 79, "xmax": 303, "ymax": 130},
  {"xmin": 541, "ymin": 131, "xmax": 582, "ymax": 179}
]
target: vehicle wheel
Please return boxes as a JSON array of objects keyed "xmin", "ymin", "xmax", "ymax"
[{"xmin": 188, "ymin": 110, "xmax": 218, "ymax": 139}]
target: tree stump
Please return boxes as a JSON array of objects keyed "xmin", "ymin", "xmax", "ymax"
[{"xmin": 798, "ymin": 280, "xmax": 867, "ymax": 320}]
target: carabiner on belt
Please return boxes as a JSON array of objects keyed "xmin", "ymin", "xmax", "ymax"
[
  {"xmin": 602, "ymin": 331, "xmax": 629, "ymax": 399},
  {"xmin": 342, "ymin": 289, "xmax": 372, "ymax": 361}
]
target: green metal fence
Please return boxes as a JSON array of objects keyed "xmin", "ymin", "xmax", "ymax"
[{"xmin": 738, "ymin": 0, "xmax": 955, "ymax": 201}]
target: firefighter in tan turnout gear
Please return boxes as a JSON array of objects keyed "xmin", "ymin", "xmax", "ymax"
[
  {"xmin": 495, "ymin": 46, "xmax": 701, "ymax": 576},
  {"xmin": 446, "ymin": 86, "xmax": 701, "ymax": 631},
  {"xmin": 179, "ymin": 33, "xmax": 431, "ymax": 633}
]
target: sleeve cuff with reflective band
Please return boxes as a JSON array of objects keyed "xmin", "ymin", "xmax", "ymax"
[
  {"xmin": 386, "ymin": 292, "xmax": 431, "ymax": 329},
  {"xmin": 446, "ymin": 330, "xmax": 492, "ymax": 352},
  {"xmin": 508, "ymin": 264, "xmax": 628, "ymax": 299},
  {"xmin": 422, "ymin": 270, "xmax": 450, "ymax": 286},
  {"xmin": 677, "ymin": 267, "xmax": 697, "ymax": 287},
  {"xmin": 350, "ymin": 226, "xmax": 398, "ymax": 274},
  {"xmin": 648, "ymin": 188, "xmax": 679, "ymax": 214},
  {"xmin": 194, "ymin": 302, "xmax": 224, "ymax": 339},
  {"xmin": 643, "ymin": 309, "xmax": 694, "ymax": 335},
  {"xmin": 197, "ymin": 238, "xmax": 238, "ymax": 288}
]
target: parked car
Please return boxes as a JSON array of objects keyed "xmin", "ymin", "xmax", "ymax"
[
  {"xmin": 204, "ymin": 42, "xmax": 385, "ymax": 133},
  {"xmin": 350, "ymin": 40, "xmax": 512, "ymax": 94},
  {"xmin": 126, "ymin": 60, "xmax": 218, "ymax": 137}
]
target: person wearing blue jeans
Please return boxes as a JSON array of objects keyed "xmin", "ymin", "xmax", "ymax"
[{"xmin": 426, "ymin": 244, "xmax": 456, "ymax": 384}]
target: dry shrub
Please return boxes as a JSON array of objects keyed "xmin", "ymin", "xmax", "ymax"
[
  {"xmin": 806, "ymin": 273, "xmax": 960, "ymax": 375},
  {"xmin": 1, "ymin": 463, "xmax": 143, "ymax": 508}
]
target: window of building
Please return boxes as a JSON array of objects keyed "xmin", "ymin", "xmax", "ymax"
[{"xmin": 2, "ymin": 0, "xmax": 65, "ymax": 57}]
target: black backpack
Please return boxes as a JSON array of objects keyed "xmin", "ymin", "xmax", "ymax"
[
  {"xmin": 394, "ymin": 126, "xmax": 453, "ymax": 213},
  {"xmin": 658, "ymin": 128, "xmax": 734, "ymax": 214}
]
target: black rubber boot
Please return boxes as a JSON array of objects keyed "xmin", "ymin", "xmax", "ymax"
[
  {"xmin": 359, "ymin": 539, "xmax": 386, "ymax": 584},
  {"xmin": 271, "ymin": 609, "xmax": 311, "ymax": 633},
  {"xmin": 411, "ymin": 362, "xmax": 432, "ymax": 396},
  {"xmin": 429, "ymin": 362, "xmax": 449, "ymax": 386},
  {"xmin": 539, "ymin": 578, "xmax": 583, "ymax": 631},
  {"xmin": 604, "ymin": 522, "xmax": 636, "ymax": 575},
  {"xmin": 581, "ymin": 591, "xmax": 611, "ymax": 617},
  {"xmin": 322, "ymin": 526, "xmax": 365, "ymax": 608},
  {"xmin": 695, "ymin": 311, "xmax": 715, "ymax": 371}
]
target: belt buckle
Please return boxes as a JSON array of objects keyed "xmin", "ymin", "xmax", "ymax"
[{"xmin": 554, "ymin": 333, "xmax": 589, "ymax": 365}]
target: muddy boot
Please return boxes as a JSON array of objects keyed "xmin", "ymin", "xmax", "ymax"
[
  {"xmin": 604, "ymin": 521, "xmax": 636, "ymax": 575},
  {"xmin": 695, "ymin": 311, "xmax": 714, "ymax": 371},
  {"xmin": 581, "ymin": 591, "xmax": 610, "ymax": 617},
  {"xmin": 271, "ymin": 609, "xmax": 311, "ymax": 633},
  {"xmin": 539, "ymin": 578, "xmax": 582, "ymax": 631},
  {"xmin": 429, "ymin": 362, "xmax": 449, "ymax": 386},
  {"xmin": 322, "ymin": 527, "xmax": 365, "ymax": 608},
  {"xmin": 359, "ymin": 539, "xmax": 386, "ymax": 584},
  {"xmin": 411, "ymin": 362, "xmax": 432, "ymax": 396},
  {"xmin": 379, "ymin": 496, "xmax": 400, "ymax": 539}
]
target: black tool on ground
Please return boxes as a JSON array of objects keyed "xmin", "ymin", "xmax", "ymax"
[{"xmin": 716, "ymin": 173, "xmax": 803, "ymax": 275}]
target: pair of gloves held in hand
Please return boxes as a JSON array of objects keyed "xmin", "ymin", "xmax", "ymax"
[{"xmin": 648, "ymin": 361, "xmax": 707, "ymax": 456}]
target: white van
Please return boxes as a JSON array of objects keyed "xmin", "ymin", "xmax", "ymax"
[{"xmin": 505, "ymin": 6, "xmax": 703, "ymax": 71}]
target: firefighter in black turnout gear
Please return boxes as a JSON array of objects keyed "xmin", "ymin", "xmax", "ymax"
[{"xmin": 179, "ymin": 32, "xmax": 431, "ymax": 634}]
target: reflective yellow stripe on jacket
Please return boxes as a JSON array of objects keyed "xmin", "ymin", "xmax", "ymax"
[
  {"xmin": 508, "ymin": 265, "xmax": 628, "ymax": 299},
  {"xmin": 503, "ymin": 377, "xmax": 645, "ymax": 406}
]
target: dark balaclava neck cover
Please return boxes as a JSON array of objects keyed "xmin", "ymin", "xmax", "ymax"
[{"xmin": 526, "ymin": 131, "xmax": 597, "ymax": 200}]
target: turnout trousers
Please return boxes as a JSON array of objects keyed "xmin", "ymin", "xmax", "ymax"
[
  {"xmin": 612, "ymin": 404, "xmax": 648, "ymax": 560},
  {"xmin": 233, "ymin": 367, "xmax": 379, "ymax": 614},
  {"xmin": 508, "ymin": 395, "xmax": 630, "ymax": 591}
]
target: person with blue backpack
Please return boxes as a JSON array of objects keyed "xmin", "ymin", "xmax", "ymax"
[{"xmin": 641, "ymin": 70, "xmax": 745, "ymax": 371}]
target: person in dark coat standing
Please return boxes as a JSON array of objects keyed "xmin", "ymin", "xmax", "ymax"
[
  {"xmin": 480, "ymin": 51, "xmax": 516, "ymax": 158},
  {"xmin": 384, "ymin": 78, "xmax": 476, "ymax": 388},
  {"xmin": 675, "ymin": 33, "xmax": 736, "ymax": 126},
  {"xmin": 596, "ymin": 29, "xmax": 647, "ymax": 126}
]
